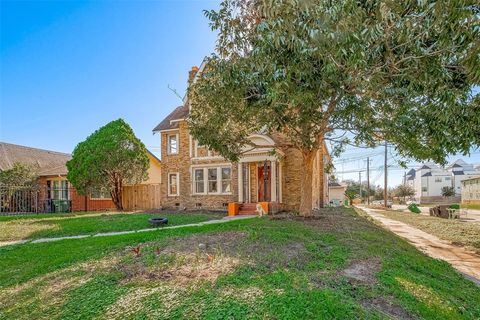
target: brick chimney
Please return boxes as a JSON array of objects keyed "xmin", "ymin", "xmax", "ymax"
[{"xmin": 188, "ymin": 66, "xmax": 199, "ymax": 83}]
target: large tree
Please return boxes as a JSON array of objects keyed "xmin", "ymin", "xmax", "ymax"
[
  {"xmin": 189, "ymin": 0, "xmax": 479, "ymax": 216},
  {"xmin": 67, "ymin": 119, "xmax": 149, "ymax": 210}
]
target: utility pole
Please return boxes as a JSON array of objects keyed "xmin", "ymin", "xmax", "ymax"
[
  {"xmin": 366, "ymin": 157, "xmax": 370, "ymax": 205},
  {"xmin": 384, "ymin": 141, "xmax": 388, "ymax": 208},
  {"xmin": 359, "ymin": 171, "xmax": 362, "ymax": 204}
]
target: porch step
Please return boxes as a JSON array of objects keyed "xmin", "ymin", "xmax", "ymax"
[{"xmin": 238, "ymin": 203, "xmax": 258, "ymax": 215}]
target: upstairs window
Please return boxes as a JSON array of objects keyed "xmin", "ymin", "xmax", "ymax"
[{"xmin": 167, "ymin": 134, "xmax": 178, "ymax": 154}]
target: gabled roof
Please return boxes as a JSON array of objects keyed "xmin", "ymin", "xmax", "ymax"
[
  {"xmin": 452, "ymin": 171, "xmax": 464, "ymax": 175},
  {"xmin": 152, "ymin": 104, "xmax": 189, "ymax": 132},
  {"xmin": 421, "ymin": 172, "xmax": 432, "ymax": 177},
  {"xmin": 0, "ymin": 142, "xmax": 71, "ymax": 176},
  {"xmin": 419, "ymin": 165, "xmax": 431, "ymax": 170}
]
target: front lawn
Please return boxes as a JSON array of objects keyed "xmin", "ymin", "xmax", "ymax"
[
  {"xmin": 0, "ymin": 208, "xmax": 478, "ymax": 319},
  {"xmin": 378, "ymin": 210, "xmax": 480, "ymax": 254},
  {"xmin": 0, "ymin": 212, "xmax": 221, "ymax": 242}
]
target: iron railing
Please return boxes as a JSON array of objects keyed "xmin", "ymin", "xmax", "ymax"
[{"xmin": 0, "ymin": 185, "xmax": 72, "ymax": 215}]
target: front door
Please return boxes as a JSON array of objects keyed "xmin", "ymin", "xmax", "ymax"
[{"xmin": 258, "ymin": 161, "xmax": 271, "ymax": 202}]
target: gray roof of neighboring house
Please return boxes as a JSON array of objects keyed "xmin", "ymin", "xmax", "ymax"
[
  {"xmin": 419, "ymin": 165, "xmax": 431, "ymax": 170},
  {"xmin": 152, "ymin": 104, "xmax": 189, "ymax": 132},
  {"xmin": 421, "ymin": 172, "xmax": 432, "ymax": 177},
  {"xmin": 0, "ymin": 142, "xmax": 71, "ymax": 176},
  {"xmin": 452, "ymin": 171, "xmax": 464, "ymax": 175}
]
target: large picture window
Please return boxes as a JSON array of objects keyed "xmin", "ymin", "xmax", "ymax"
[
  {"xmin": 167, "ymin": 134, "xmax": 178, "ymax": 154},
  {"xmin": 168, "ymin": 173, "xmax": 179, "ymax": 196},
  {"xmin": 192, "ymin": 166, "xmax": 232, "ymax": 195}
]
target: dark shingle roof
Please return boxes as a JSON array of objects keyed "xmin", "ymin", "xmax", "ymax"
[
  {"xmin": 453, "ymin": 171, "xmax": 464, "ymax": 175},
  {"xmin": 152, "ymin": 105, "xmax": 189, "ymax": 132},
  {"xmin": 421, "ymin": 172, "xmax": 432, "ymax": 177},
  {"xmin": 420, "ymin": 165, "xmax": 431, "ymax": 170},
  {"xmin": 0, "ymin": 142, "xmax": 71, "ymax": 176}
]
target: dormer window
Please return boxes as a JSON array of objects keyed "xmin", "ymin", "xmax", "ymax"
[{"xmin": 167, "ymin": 133, "xmax": 179, "ymax": 154}]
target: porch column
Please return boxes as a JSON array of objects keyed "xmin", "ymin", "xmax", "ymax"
[
  {"xmin": 271, "ymin": 161, "xmax": 277, "ymax": 202},
  {"xmin": 238, "ymin": 162, "xmax": 243, "ymax": 203}
]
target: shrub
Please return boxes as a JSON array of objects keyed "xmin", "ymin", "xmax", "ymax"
[
  {"xmin": 408, "ymin": 203, "xmax": 421, "ymax": 214},
  {"xmin": 449, "ymin": 204, "xmax": 460, "ymax": 209}
]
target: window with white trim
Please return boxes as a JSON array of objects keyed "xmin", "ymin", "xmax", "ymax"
[
  {"xmin": 192, "ymin": 166, "xmax": 232, "ymax": 195},
  {"xmin": 168, "ymin": 173, "xmax": 179, "ymax": 196},
  {"xmin": 221, "ymin": 167, "xmax": 231, "ymax": 193},
  {"xmin": 435, "ymin": 177, "xmax": 442, "ymax": 182},
  {"xmin": 194, "ymin": 169, "xmax": 205, "ymax": 194},
  {"xmin": 167, "ymin": 134, "xmax": 178, "ymax": 154},
  {"xmin": 445, "ymin": 177, "xmax": 451, "ymax": 181}
]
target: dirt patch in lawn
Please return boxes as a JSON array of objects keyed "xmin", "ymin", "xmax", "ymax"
[
  {"xmin": 341, "ymin": 258, "xmax": 381, "ymax": 285},
  {"xmin": 361, "ymin": 297, "xmax": 414, "ymax": 319}
]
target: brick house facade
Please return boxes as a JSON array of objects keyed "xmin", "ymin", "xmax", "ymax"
[{"xmin": 153, "ymin": 67, "xmax": 331, "ymax": 213}]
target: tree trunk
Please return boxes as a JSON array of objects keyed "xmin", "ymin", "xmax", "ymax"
[
  {"xmin": 111, "ymin": 174, "xmax": 123, "ymax": 211},
  {"xmin": 299, "ymin": 150, "xmax": 315, "ymax": 217},
  {"xmin": 318, "ymin": 144, "xmax": 325, "ymax": 208}
]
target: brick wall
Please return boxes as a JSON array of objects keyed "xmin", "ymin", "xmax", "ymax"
[
  {"xmin": 160, "ymin": 121, "xmax": 237, "ymax": 210},
  {"xmin": 37, "ymin": 176, "xmax": 116, "ymax": 212}
]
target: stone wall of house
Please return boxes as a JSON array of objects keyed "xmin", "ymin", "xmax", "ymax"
[{"xmin": 160, "ymin": 121, "xmax": 237, "ymax": 210}]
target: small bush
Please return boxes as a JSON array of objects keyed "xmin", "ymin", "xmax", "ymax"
[
  {"xmin": 407, "ymin": 203, "xmax": 421, "ymax": 214},
  {"xmin": 449, "ymin": 204, "xmax": 460, "ymax": 209}
]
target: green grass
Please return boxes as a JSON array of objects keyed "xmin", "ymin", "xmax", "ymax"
[
  {"xmin": 377, "ymin": 210, "xmax": 480, "ymax": 253},
  {"xmin": 461, "ymin": 203, "xmax": 480, "ymax": 210},
  {"xmin": 0, "ymin": 212, "xmax": 221, "ymax": 242},
  {"xmin": 0, "ymin": 208, "xmax": 479, "ymax": 320}
]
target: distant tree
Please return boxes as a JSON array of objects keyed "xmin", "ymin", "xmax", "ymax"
[
  {"xmin": 0, "ymin": 163, "xmax": 37, "ymax": 186},
  {"xmin": 67, "ymin": 119, "xmax": 149, "ymax": 210},
  {"xmin": 393, "ymin": 185, "xmax": 415, "ymax": 203},
  {"xmin": 189, "ymin": 0, "xmax": 480, "ymax": 216},
  {"xmin": 441, "ymin": 186, "xmax": 455, "ymax": 197},
  {"xmin": 373, "ymin": 187, "xmax": 384, "ymax": 201},
  {"xmin": 344, "ymin": 187, "xmax": 357, "ymax": 206}
]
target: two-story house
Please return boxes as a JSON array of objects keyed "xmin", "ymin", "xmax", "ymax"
[
  {"xmin": 405, "ymin": 159, "xmax": 480, "ymax": 203},
  {"xmin": 153, "ymin": 66, "xmax": 331, "ymax": 214}
]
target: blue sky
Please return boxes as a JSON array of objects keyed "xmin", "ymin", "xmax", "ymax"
[
  {"xmin": 1, "ymin": 0, "xmax": 219, "ymax": 156},
  {"xmin": 1, "ymin": 0, "xmax": 478, "ymax": 187}
]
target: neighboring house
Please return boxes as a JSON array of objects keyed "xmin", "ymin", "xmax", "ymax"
[
  {"xmin": 461, "ymin": 176, "xmax": 480, "ymax": 205},
  {"xmin": 328, "ymin": 182, "xmax": 347, "ymax": 206},
  {"xmin": 0, "ymin": 142, "xmax": 116, "ymax": 212},
  {"xmin": 0, "ymin": 142, "xmax": 163, "ymax": 213},
  {"xmin": 405, "ymin": 159, "xmax": 480, "ymax": 204},
  {"xmin": 153, "ymin": 65, "xmax": 331, "ymax": 214}
]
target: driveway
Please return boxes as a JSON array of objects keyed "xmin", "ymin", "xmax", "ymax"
[{"xmin": 358, "ymin": 206, "xmax": 480, "ymax": 285}]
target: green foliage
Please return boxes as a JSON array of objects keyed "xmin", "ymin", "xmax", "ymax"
[
  {"xmin": 393, "ymin": 184, "xmax": 415, "ymax": 202},
  {"xmin": 0, "ymin": 163, "xmax": 37, "ymax": 186},
  {"xmin": 191, "ymin": 0, "xmax": 479, "ymax": 164},
  {"xmin": 190, "ymin": 0, "xmax": 479, "ymax": 214},
  {"xmin": 441, "ymin": 186, "xmax": 455, "ymax": 197},
  {"xmin": 67, "ymin": 119, "xmax": 149, "ymax": 210},
  {"xmin": 344, "ymin": 187, "xmax": 357, "ymax": 205},
  {"xmin": 449, "ymin": 204, "xmax": 460, "ymax": 210},
  {"xmin": 407, "ymin": 203, "xmax": 421, "ymax": 214}
]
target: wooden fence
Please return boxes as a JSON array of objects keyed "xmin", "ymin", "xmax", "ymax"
[{"xmin": 122, "ymin": 184, "xmax": 161, "ymax": 211}]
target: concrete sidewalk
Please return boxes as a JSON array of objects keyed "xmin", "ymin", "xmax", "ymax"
[
  {"xmin": 0, "ymin": 215, "xmax": 257, "ymax": 247},
  {"xmin": 358, "ymin": 206, "xmax": 480, "ymax": 285}
]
